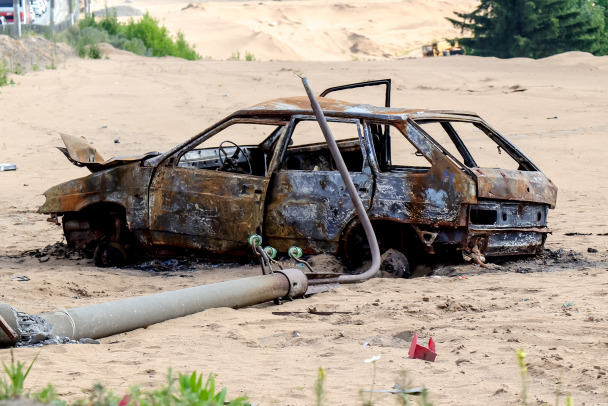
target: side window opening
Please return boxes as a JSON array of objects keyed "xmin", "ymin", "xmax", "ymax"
[
  {"xmin": 280, "ymin": 119, "xmax": 365, "ymax": 172},
  {"xmin": 369, "ymin": 122, "xmax": 430, "ymax": 173},
  {"xmin": 416, "ymin": 120, "xmax": 522, "ymax": 170},
  {"xmin": 450, "ymin": 121, "xmax": 521, "ymax": 170},
  {"xmin": 176, "ymin": 122, "xmax": 284, "ymax": 176}
]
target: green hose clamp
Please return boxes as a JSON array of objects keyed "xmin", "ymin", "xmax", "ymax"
[
  {"xmin": 263, "ymin": 246, "xmax": 278, "ymax": 259},
  {"xmin": 288, "ymin": 246, "xmax": 303, "ymax": 259},
  {"xmin": 248, "ymin": 234, "xmax": 262, "ymax": 248}
]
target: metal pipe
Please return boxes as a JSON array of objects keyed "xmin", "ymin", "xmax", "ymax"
[
  {"xmin": 0, "ymin": 268, "xmax": 307, "ymax": 346},
  {"xmin": 300, "ymin": 77, "xmax": 381, "ymax": 284}
]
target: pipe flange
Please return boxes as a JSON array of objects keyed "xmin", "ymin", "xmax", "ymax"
[
  {"xmin": 276, "ymin": 268, "xmax": 308, "ymax": 299},
  {"xmin": 0, "ymin": 303, "xmax": 21, "ymax": 346}
]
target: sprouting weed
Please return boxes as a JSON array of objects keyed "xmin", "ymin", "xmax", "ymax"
[
  {"xmin": 0, "ymin": 349, "xmax": 39, "ymax": 399},
  {"xmin": 315, "ymin": 367, "xmax": 326, "ymax": 406},
  {"xmin": 517, "ymin": 348, "xmax": 528, "ymax": 406},
  {"xmin": 361, "ymin": 355, "xmax": 381, "ymax": 406}
]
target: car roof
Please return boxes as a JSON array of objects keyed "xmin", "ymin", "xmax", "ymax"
[{"xmin": 241, "ymin": 96, "xmax": 479, "ymax": 121}]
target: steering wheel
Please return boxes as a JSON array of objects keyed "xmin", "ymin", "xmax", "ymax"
[{"xmin": 218, "ymin": 140, "xmax": 252, "ymax": 174}]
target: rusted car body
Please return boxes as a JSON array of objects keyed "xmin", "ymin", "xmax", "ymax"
[{"xmin": 39, "ymin": 80, "xmax": 557, "ymax": 271}]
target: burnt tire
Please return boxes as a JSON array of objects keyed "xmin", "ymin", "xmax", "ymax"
[
  {"xmin": 94, "ymin": 242, "xmax": 127, "ymax": 268},
  {"xmin": 379, "ymin": 249, "xmax": 411, "ymax": 278}
]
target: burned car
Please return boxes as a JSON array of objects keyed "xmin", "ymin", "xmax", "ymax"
[{"xmin": 39, "ymin": 80, "xmax": 557, "ymax": 274}]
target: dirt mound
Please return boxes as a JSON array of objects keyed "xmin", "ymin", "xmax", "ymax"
[
  {"xmin": 348, "ymin": 32, "xmax": 391, "ymax": 59},
  {"xmin": 0, "ymin": 35, "xmax": 76, "ymax": 72}
]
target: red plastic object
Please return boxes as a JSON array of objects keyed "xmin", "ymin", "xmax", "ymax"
[
  {"xmin": 118, "ymin": 395, "xmax": 131, "ymax": 406},
  {"xmin": 408, "ymin": 332, "xmax": 437, "ymax": 362}
]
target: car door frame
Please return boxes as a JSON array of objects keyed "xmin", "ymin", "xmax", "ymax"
[
  {"xmin": 264, "ymin": 115, "xmax": 374, "ymax": 254},
  {"xmin": 145, "ymin": 117, "xmax": 288, "ymax": 255}
]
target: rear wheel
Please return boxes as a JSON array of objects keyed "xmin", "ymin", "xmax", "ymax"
[
  {"xmin": 379, "ymin": 249, "xmax": 410, "ymax": 278},
  {"xmin": 343, "ymin": 221, "xmax": 422, "ymax": 278}
]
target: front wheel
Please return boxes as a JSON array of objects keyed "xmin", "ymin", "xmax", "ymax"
[{"xmin": 94, "ymin": 242, "xmax": 127, "ymax": 267}]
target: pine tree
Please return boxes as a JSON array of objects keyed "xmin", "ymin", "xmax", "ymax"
[
  {"xmin": 593, "ymin": 0, "xmax": 608, "ymax": 54},
  {"xmin": 448, "ymin": 0, "xmax": 606, "ymax": 58}
]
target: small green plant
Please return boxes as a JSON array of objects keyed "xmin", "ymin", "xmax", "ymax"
[
  {"xmin": 176, "ymin": 370, "xmax": 245, "ymax": 405},
  {"xmin": 32, "ymin": 61, "xmax": 40, "ymax": 71},
  {"xmin": 34, "ymin": 384, "xmax": 64, "ymax": 405},
  {"xmin": 12, "ymin": 64, "xmax": 24, "ymax": 75},
  {"xmin": 123, "ymin": 369, "xmax": 248, "ymax": 406},
  {"xmin": 394, "ymin": 371, "xmax": 432, "ymax": 406},
  {"xmin": 0, "ymin": 349, "xmax": 38, "ymax": 399},
  {"xmin": 314, "ymin": 367, "xmax": 326, "ymax": 406},
  {"xmin": 517, "ymin": 349, "xmax": 573, "ymax": 406},
  {"xmin": 0, "ymin": 60, "xmax": 9, "ymax": 87},
  {"xmin": 0, "ymin": 352, "xmax": 245, "ymax": 406},
  {"xmin": 122, "ymin": 38, "xmax": 149, "ymax": 56},
  {"xmin": 517, "ymin": 348, "xmax": 528, "ymax": 406},
  {"xmin": 229, "ymin": 51, "xmax": 256, "ymax": 61},
  {"xmin": 88, "ymin": 43, "xmax": 102, "ymax": 59},
  {"xmin": 361, "ymin": 355, "xmax": 381, "ymax": 406},
  {"xmin": 74, "ymin": 382, "xmax": 119, "ymax": 406},
  {"xmin": 43, "ymin": 27, "xmax": 54, "ymax": 41},
  {"xmin": 76, "ymin": 41, "xmax": 86, "ymax": 58}
]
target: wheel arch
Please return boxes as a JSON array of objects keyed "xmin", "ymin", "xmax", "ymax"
[
  {"xmin": 340, "ymin": 217, "xmax": 426, "ymax": 264},
  {"xmin": 62, "ymin": 202, "xmax": 131, "ymax": 252}
]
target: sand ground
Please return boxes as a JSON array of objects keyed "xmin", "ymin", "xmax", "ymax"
[
  {"xmin": 1, "ymin": 1, "xmax": 608, "ymax": 405},
  {"xmin": 95, "ymin": 0, "xmax": 478, "ymax": 61}
]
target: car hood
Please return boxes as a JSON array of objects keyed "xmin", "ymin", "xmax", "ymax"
[
  {"xmin": 58, "ymin": 133, "xmax": 160, "ymax": 173},
  {"xmin": 471, "ymin": 167, "xmax": 557, "ymax": 208}
]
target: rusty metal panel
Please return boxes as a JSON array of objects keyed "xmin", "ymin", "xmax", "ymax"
[
  {"xmin": 468, "ymin": 229, "xmax": 546, "ymax": 256},
  {"xmin": 469, "ymin": 201, "xmax": 549, "ymax": 228},
  {"xmin": 60, "ymin": 133, "xmax": 104, "ymax": 164},
  {"xmin": 264, "ymin": 170, "xmax": 372, "ymax": 253},
  {"xmin": 368, "ymin": 122, "xmax": 476, "ymax": 227},
  {"xmin": 148, "ymin": 167, "xmax": 269, "ymax": 255},
  {"xmin": 38, "ymin": 163, "xmax": 152, "ymax": 222},
  {"xmin": 472, "ymin": 168, "xmax": 557, "ymax": 208},
  {"xmin": 58, "ymin": 134, "xmax": 161, "ymax": 173},
  {"xmin": 246, "ymin": 97, "xmax": 479, "ymax": 121}
]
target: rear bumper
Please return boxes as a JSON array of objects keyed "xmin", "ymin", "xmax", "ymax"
[{"xmin": 467, "ymin": 227, "xmax": 549, "ymax": 256}]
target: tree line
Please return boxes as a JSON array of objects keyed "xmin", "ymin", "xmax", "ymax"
[{"xmin": 448, "ymin": 0, "xmax": 608, "ymax": 58}]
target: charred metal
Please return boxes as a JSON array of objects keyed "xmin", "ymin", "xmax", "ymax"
[{"xmin": 39, "ymin": 79, "xmax": 557, "ymax": 270}]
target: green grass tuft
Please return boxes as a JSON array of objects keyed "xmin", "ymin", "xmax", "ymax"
[
  {"xmin": 0, "ymin": 60, "xmax": 10, "ymax": 87},
  {"xmin": 0, "ymin": 352, "xmax": 246, "ymax": 406},
  {"xmin": 0, "ymin": 349, "xmax": 39, "ymax": 399},
  {"xmin": 58, "ymin": 9, "xmax": 200, "ymax": 60},
  {"xmin": 0, "ymin": 349, "xmax": 577, "ymax": 406}
]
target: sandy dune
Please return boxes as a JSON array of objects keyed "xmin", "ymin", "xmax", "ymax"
[
  {"xmin": 99, "ymin": 0, "xmax": 478, "ymax": 61},
  {"xmin": 1, "ymin": 1, "xmax": 608, "ymax": 405}
]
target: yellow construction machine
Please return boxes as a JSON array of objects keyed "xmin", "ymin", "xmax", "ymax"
[{"xmin": 422, "ymin": 41, "xmax": 464, "ymax": 57}]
